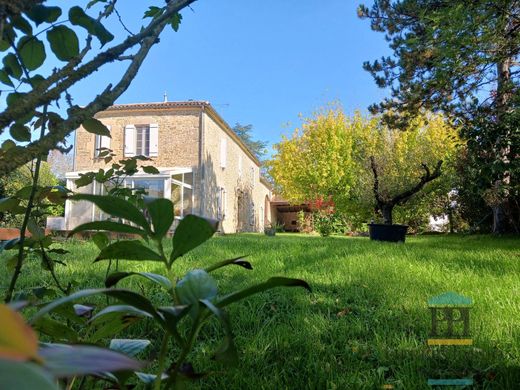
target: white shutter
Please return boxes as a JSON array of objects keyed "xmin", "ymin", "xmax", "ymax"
[
  {"xmin": 149, "ymin": 123, "xmax": 159, "ymax": 157},
  {"xmin": 220, "ymin": 138, "xmax": 227, "ymax": 168},
  {"xmin": 238, "ymin": 155, "xmax": 242, "ymax": 176},
  {"xmin": 124, "ymin": 125, "xmax": 136, "ymax": 157},
  {"xmin": 100, "ymin": 125, "xmax": 111, "ymax": 149}
]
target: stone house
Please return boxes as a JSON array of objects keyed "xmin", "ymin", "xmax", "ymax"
[{"xmin": 64, "ymin": 101, "xmax": 274, "ymax": 233}]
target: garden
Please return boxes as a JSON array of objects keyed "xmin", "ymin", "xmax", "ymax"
[
  {"xmin": 0, "ymin": 1, "xmax": 519, "ymax": 389},
  {"xmin": 2, "ymin": 234, "xmax": 519, "ymax": 389}
]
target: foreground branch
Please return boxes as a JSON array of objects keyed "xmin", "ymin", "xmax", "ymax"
[{"xmin": 0, "ymin": 0, "xmax": 197, "ymax": 175}]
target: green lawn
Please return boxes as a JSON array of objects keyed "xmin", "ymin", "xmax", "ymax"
[{"xmin": 2, "ymin": 234, "xmax": 520, "ymax": 389}]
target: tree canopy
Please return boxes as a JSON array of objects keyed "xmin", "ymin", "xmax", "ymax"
[
  {"xmin": 359, "ymin": 0, "xmax": 519, "ymax": 233},
  {"xmin": 232, "ymin": 123, "xmax": 269, "ymax": 161},
  {"xmin": 268, "ymin": 107, "xmax": 460, "ymax": 229}
]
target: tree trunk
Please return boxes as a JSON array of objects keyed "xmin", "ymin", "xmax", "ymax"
[
  {"xmin": 381, "ymin": 204, "xmax": 393, "ymax": 225},
  {"xmin": 492, "ymin": 57, "xmax": 512, "ymax": 234}
]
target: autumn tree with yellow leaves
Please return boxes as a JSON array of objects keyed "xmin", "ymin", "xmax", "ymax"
[{"xmin": 268, "ymin": 106, "xmax": 461, "ymax": 230}]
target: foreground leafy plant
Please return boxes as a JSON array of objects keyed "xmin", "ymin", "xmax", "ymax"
[{"xmin": 4, "ymin": 195, "xmax": 310, "ymax": 388}]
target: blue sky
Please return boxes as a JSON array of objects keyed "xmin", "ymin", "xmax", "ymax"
[{"xmin": 4, "ymin": 1, "xmax": 392, "ymax": 152}]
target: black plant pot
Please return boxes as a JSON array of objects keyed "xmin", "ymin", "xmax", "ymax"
[{"xmin": 368, "ymin": 223, "xmax": 408, "ymax": 243}]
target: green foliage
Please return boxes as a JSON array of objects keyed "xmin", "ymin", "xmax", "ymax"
[
  {"xmin": 312, "ymin": 211, "xmax": 349, "ymax": 237},
  {"xmin": 359, "ymin": 0, "xmax": 519, "ymax": 232},
  {"xmin": 1, "ymin": 234, "xmax": 519, "ymax": 388},
  {"xmin": 0, "ymin": 161, "xmax": 64, "ymax": 227},
  {"xmin": 1, "ymin": 194, "xmax": 310, "ymax": 388},
  {"xmin": 269, "ymin": 107, "xmax": 461, "ymax": 229},
  {"xmin": 232, "ymin": 123, "xmax": 269, "ymax": 161}
]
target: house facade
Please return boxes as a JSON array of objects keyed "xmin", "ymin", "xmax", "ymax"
[{"xmin": 65, "ymin": 101, "xmax": 273, "ymax": 233}]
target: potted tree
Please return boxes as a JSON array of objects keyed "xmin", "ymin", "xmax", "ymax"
[
  {"xmin": 367, "ymin": 156, "xmax": 443, "ymax": 242},
  {"xmin": 358, "ymin": 114, "xmax": 460, "ymax": 243}
]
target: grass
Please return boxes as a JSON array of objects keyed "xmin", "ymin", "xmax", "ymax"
[{"xmin": 2, "ymin": 234, "xmax": 520, "ymax": 389}]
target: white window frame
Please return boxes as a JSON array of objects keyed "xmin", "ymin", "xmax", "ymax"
[
  {"xmin": 94, "ymin": 125, "xmax": 111, "ymax": 158},
  {"xmin": 171, "ymin": 168, "xmax": 194, "ymax": 219},
  {"xmin": 135, "ymin": 124, "xmax": 150, "ymax": 157}
]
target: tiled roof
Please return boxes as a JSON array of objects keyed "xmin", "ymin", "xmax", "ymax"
[{"xmin": 104, "ymin": 101, "xmax": 210, "ymax": 111}]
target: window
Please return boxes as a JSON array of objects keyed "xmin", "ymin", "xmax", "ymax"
[
  {"xmin": 220, "ymin": 138, "xmax": 227, "ymax": 168},
  {"xmin": 132, "ymin": 178, "xmax": 164, "ymax": 198},
  {"xmin": 136, "ymin": 125, "xmax": 150, "ymax": 157},
  {"xmin": 124, "ymin": 124, "xmax": 158, "ymax": 157},
  {"xmin": 171, "ymin": 171, "xmax": 193, "ymax": 218},
  {"xmin": 94, "ymin": 126, "xmax": 111, "ymax": 157},
  {"xmin": 217, "ymin": 187, "xmax": 226, "ymax": 220}
]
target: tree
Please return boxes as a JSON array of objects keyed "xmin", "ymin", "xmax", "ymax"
[
  {"xmin": 267, "ymin": 107, "xmax": 355, "ymax": 208},
  {"xmin": 268, "ymin": 107, "xmax": 460, "ymax": 230},
  {"xmin": 0, "ymin": 161, "xmax": 63, "ymax": 227},
  {"xmin": 0, "ymin": 0, "xmax": 197, "ymax": 303},
  {"xmin": 358, "ymin": 0, "xmax": 519, "ymax": 233},
  {"xmin": 232, "ymin": 123, "xmax": 269, "ymax": 161},
  {"xmin": 0, "ymin": 0, "xmax": 196, "ymax": 177}
]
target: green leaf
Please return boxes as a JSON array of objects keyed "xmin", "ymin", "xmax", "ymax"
[
  {"xmin": 143, "ymin": 6, "xmax": 164, "ymax": 19},
  {"xmin": 46, "ymin": 25, "xmax": 79, "ymax": 61},
  {"xmin": 69, "ymin": 6, "xmax": 114, "ymax": 46},
  {"xmin": 3, "ymin": 54, "xmax": 22, "ymax": 79},
  {"xmin": 157, "ymin": 305, "xmax": 190, "ymax": 332},
  {"xmin": 217, "ymin": 277, "xmax": 311, "ymax": 308},
  {"xmin": 17, "ymin": 36, "xmax": 46, "ymax": 71},
  {"xmin": 142, "ymin": 165, "xmax": 160, "ymax": 174},
  {"xmin": 11, "ymin": 16, "xmax": 32, "ymax": 35},
  {"xmin": 39, "ymin": 344, "xmax": 143, "ymax": 377},
  {"xmin": 89, "ymin": 305, "xmax": 154, "ymax": 324},
  {"xmin": 170, "ymin": 215, "xmax": 218, "ymax": 263},
  {"xmin": 200, "ymin": 299, "xmax": 237, "ymax": 364},
  {"xmin": 1, "ymin": 140, "xmax": 17, "ymax": 151},
  {"xmin": 16, "ymin": 185, "xmax": 35, "ymax": 199},
  {"xmin": 30, "ymin": 288, "xmax": 160, "ymax": 323},
  {"xmin": 175, "ymin": 269, "xmax": 217, "ymax": 306},
  {"xmin": 26, "ymin": 5, "xmax": 62, "ymax": 26},
  {"xmin": 105, "ymin": 271, "xmax": 173, "ymax": 291},
  {"xmin": 0, "ymin": 197, "xmax": 20, "ymax": 212},
  {"xmin": 109, "ymin": 339, "xmax": 150, "ymax": 358},
  {"xmin": 69, "ymin": 194, "xmax": 150, "ymax": 232},
  {"xmin": 92, "ymin": 231, "xmax": 109, "ymax": 250},
  {"xmin": 205, "ymin": 256, "xmax": 252, "ymax": 273},
  {"xmin": 82, "ymin": 117, "xmax": 111, "ymax": 136},
  {"xmin": 68, "ymin": 221, "xmax": 147, "ymax": 238},
  {"xmin": 169, "ymin": 13, "xmax": 183, "ymax": 32},
  {"xmin": 7, "ymin": 95, "xmax": 27, "ymax": 113},
  {"xmin": 33, "ymin": 317, "xmax": 78, "ymax": 342},
  {"xmin": 0, "ymin": 361, "xmax": 58, "ymax": 390},
  {"xmin": 95, "ymin": 240, "xmax": 163, "ymax": 262},
  {"xmin": 146, "ymin": 198, "xmax": 173, "ymax": 238},
  {"xmin": 10, "ymin": 123, "xmax": 31, "ymax": 142},
  {"xmin": 90, "ymin": 314, "xmax": 142, "ymax": 343},
  {"xmin": 0, "ymin": 70, "xmax": 13, "ymax": 87}
]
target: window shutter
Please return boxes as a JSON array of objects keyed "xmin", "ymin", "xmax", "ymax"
[
  {"xmin": 238, "ymin": 155, "xmax": 242, "ymax": 176},
  {"xmin": 149, "ymin": 123, "xmax": 159, "ymax": 157},
  {"xmin": 220, "ymin": 138, "xmax": 227, "ymax": 168},
  {"xmin": 124, "ymin": 125, "xmax": 136, "ymax": 157},
  {"xmin": 94, "ymin": 134, "xmax": 101, "ymax": 157},
  {"xmin": 100, "ymin": 125, "xmax": 111, "ymax": 149}
]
